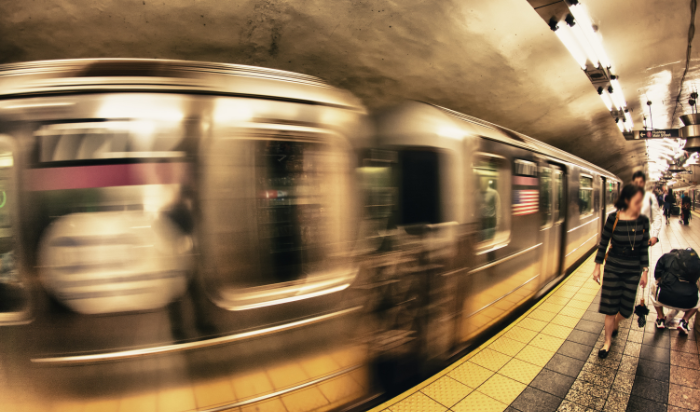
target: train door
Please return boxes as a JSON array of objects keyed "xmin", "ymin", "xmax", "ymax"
[
  {"xmin": 0, "ymin": 135, "xmax": 27, "ymax": 324},
  {"xmin": 539, "ymin": 164, "xmax": 564, "ymax": 284},
  {"xmin": 552, "ymin": 166, "xmax": 566, "ymax": 277},
  {"xmin": 601, "ymin": 177, "xmax": 607, "ymax": 236}
]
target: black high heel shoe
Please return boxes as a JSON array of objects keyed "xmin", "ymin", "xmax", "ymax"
[{"xmin": 598, "ymin": 348, "xmax": 609, "ymax": 359}]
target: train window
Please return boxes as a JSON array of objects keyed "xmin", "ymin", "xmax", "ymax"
[
  {"xmin": 200, "ymin": 136, "xmax": 354, "ymax": 301},
  {"xmin": 254, "ymin": 140, "xmax": 348, "ymax": 284},
  {"xmin": 606, "ymin": 181, "xmax": 616, "ymax": 208},
  {"xmin": 0, "ymin": 137, "xmax": 27, "ymax": 322},
  {"xmin": 473, "ymin": 154, "xmax": 510, "ymax": 245},
  {"xmin": 34, "ymin": 121, "xmax": 186, "ymax": 164},
  {"xmin": 579, "ymin": 175, "xmax": 593, "ymax": 216},
  {"xmin": 355, "ymin": 152, "xmax": 396, "ymax": 253},
  {"xmin": 399, "ymin": 150, "xmax": 442, "ymax": 225},
  {"xmin": 358, "ymin": 165, "xmax": 393, "ymax": 220},
  {"xmin": 539, "ymin": 167, "xmax": 552, "ymax": 226}
]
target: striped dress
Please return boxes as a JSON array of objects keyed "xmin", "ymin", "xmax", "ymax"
[{"xmin": 594, "ymin": 212, "xmax": 650, "ymax": 318}]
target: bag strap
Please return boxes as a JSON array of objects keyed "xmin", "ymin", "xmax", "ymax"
[
  {"xmin": 605, "ymin": 212, "xmax": 620, "ymax": 261},
  {"xmin": 612, "ymin": 212, "xmax": 620, "ymax": 232}
]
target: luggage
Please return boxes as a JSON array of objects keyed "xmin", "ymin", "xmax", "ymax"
[{"xmin": 654, "ymin": 248, "xmax": 700, "ymax": 309}]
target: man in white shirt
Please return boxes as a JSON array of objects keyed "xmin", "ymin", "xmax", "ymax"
[{"xmin": 633, "ymin": 171, "xmax": 662, "ymax": 246}]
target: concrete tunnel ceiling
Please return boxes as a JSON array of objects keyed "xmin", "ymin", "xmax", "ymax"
[{"xmin": 1, "ymin": 0, "xmax": 699, "ymax": 182}]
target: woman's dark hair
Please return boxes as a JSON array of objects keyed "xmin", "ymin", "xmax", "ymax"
[
  {"xmin": 614, "ymin": 183, "xmax": 644, "ymax": 210},
  {"xmin": 632, "ymin": 171, "xmax": 646, "ymax": 182}
]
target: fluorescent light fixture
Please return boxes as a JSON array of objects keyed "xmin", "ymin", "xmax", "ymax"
[
  {"xmin": 608, "ymin": 86, "xmax": 623, "ymax": 110},
  {"xmin": 554, "ymin": 25, "xmax": 587, "ymax": 70},
  {"xmin": 569, "ymin": 20, "xmax": 600, "ymax": 67},
  {"xmin": 610, "ymin": 77, "xmax": 628, "ymax": 107},
  {"xmin": 568, "ymin": 2, "xmax": 612, "ymax": 68},
  {"xmin": 615, "ymin": 118, "xmax": 624, "ymax": 132},
  {"xmin": 612, "ymin": 90, "xmax": 626, "ymax": 110},
  {"xmin": 598, "ymin": 87, "xmax": 613, "ymax": 111},
  {"xmin": 624, "ymin": 111, "xmax": 634, "ymax": 130}
]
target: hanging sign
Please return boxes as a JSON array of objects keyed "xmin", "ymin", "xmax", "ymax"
[{"xmin": 624, "ymin": 129, "xmax": 680, "ymax": 140}]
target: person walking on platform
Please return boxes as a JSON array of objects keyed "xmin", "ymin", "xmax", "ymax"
[
  {"xmin": 664, "ymin": 187, "xmax": 676, "ymax": 224},
  {"xmin": 592, "ymin": 184, "xmax": 649, "ymax": 359},
  {"xmin": 632, "ymin": 171, "xmax": 661, "ymax": 246},
  {"xmin": 681, "ymin": 192, "xmax": 692, "ymax": 225},
  {"xmin": 657, "ymin": 189, "xmax": 665, "ymax": 208}
]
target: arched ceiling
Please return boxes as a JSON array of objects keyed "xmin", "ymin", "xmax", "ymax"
[{"xmin": 1, "ymin": 0, "xmax": 698, "ymax": 181}]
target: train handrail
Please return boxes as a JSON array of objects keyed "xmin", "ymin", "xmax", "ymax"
[
  {"xmin": 467, "ymin": 243, "xmax": 542, "ymax": 275},
  {"xmin": 566, "ymin": 216, "xmax": 600, "ymax": 233},
  {"xmin": 31, "ymin": 306, "xmax": 362, "ymax": 365}
]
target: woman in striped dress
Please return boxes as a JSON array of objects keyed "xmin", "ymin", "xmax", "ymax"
[{"xmin": 592, "ymin": 184, "xmax": 649, "ymax": 358}]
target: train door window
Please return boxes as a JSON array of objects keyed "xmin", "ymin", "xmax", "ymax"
[
  {"xmin": 399, "ymin": 150, "xmax": 442, "ymax": 225},
  {"xmin": 254, "ymin": 140, "xmax": 348, "ymax": 284},
  {"xmin": 0, "ymin": 137, "xmax": 27, "ymax": 323},
  {"xmin": 357, "ymin": 150, "xmax": 395, "ymax": 220},
  {"xmin": 539, "ymin": 167, "xmax": 552, "ymax": 227},
  {"xmin": 555, "ymin": 170, "xmax": 564, "ymax": 223},
  {"xmin": 201, "ymin": 136, "xmax": 353, "ymax": 298},
  {"xmin": 473, "ymin": 154, "xmax": 510, "ymax": 246},
  {"xmin": 606, "ymin": 182, "xmax": 616, "ymax": 208},
  {"xmin": 579, "ymin": 175, "xmax": 593, "ymax": 216},
  {"xmin": 356, "ymin": 150, "xmax": 396, "ymax": 253}
]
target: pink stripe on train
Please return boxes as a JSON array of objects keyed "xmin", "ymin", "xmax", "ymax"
[{"xmin": 25, "ymin": 163, "xmax": 189, "ymax": 191}]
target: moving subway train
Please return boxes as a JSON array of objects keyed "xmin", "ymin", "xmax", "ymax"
[{"xmin": 0, "ymin": 59, "xmax": 620, "ymax": 412}]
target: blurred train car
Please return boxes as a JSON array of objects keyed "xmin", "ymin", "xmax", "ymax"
[
  {"xmin": 0, "ymin": 59, "xmax": 373, "ymax": 412},
  {"xmin": 357, "ymin": 102, "xmax": 620, "ymax": 388},
  {"xmin": 0, "ymin": 59, "xmax": 621, "ymax": 412}
]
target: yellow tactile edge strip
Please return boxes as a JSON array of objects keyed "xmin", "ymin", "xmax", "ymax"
[{"xmin": 369, "ymin": 253, "xmax": 601, "ymax": 412}]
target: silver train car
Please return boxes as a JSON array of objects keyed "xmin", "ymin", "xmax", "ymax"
[
  {"xmin": 359, "ymin": 103, "xmax": 620, "ymax": 387},
  {"xmin": 0, "ymin": 59, "xmax": 621, "ymax": 412}
]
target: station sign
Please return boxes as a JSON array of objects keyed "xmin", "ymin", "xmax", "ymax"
[{"xmin": 623, "ymin": 129, "xmax": 680, "ymax": 140}]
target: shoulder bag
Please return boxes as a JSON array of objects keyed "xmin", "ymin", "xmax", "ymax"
[{"xmin": 604, "ymin": 212, "xmax": 620, "ymax": 261}]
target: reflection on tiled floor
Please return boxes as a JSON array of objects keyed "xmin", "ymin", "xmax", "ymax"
[
  {"xmin": 1, "ymin": 343, "xmax": 370, "ymax": 412},
  {"xmin": 369, "ymin": 253, "xmax": 604, "ymax": 412},
  {"xmin": 370, "ymin": 212, "xmax": 700, "ymax": 412}
]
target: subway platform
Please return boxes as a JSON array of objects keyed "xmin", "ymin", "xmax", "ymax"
[{"xmin": 368, "ymin": 215, "xmax": 700, "ymax": 412}]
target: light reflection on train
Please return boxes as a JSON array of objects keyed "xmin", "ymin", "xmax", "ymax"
[{"xmin": 0, "ymin": 59, "xmax": 620, "ymax": 412}]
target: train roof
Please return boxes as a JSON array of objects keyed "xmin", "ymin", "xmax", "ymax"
[
  {"xmin": 431, "ymin": 104, "xmax": 621, "ymax": 181},
  {"xmin": 0, "ymin": 58, "xmax": 365, "ymax": 111}
]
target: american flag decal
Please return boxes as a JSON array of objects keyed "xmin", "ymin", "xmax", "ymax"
[{"xmin": 513, "ymin": 190, "xmax": 539, "ymax": 215}]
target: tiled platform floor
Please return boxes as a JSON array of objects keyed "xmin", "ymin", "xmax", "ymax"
[{"xmin": 369, "ymin": 212, "xmax": 700, "ymax": 412}]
